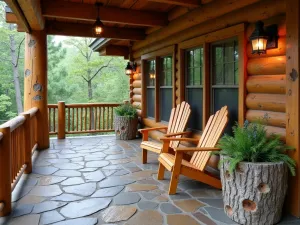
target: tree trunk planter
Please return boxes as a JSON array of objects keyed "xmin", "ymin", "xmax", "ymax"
[
  {"xmin": 114, "ymin": 116, "xmax": 138, "ymax": 140},
  {"xmin": 220, "ymin": 156, "xmax": 288, "ymax": 225}
]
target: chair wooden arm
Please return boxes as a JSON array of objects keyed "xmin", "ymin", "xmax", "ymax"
[
  {"xmin": 164, "ymin": 131, "xmax": 192, "ymax": 137},
  {"xmin": 159, "ymin": 137, "xmax": 199, "ymax": 143},
  {"xmin": 139, "ymin": 126, "xmax": 168, "ymax": 133},
  {"xmin": 174, "ymin": 147, "xmax": 221, "ymax": 152}
]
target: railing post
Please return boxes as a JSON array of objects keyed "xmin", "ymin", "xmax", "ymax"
[
  {"xmin": 58, "ymin": 101, "xmax": 66, "ymax": 139},
  {"xmin": 22, "ymin": 113, "xmax": 32, "ymax": 174},
  {"xmin": 0, "ymin": 127, "xmax": 11, "ymax": 216}
]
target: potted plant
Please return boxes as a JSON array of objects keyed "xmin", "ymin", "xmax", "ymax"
[
  {"xmin": 114, "ymin": 102, "xmax": 138, "ymax": 140},
  {"xmin": 216, "ymin": 121, "xmax": 296, "ymax": 225}
]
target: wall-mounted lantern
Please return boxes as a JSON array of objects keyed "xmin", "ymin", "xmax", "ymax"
[
  {"xmin": 125, "ymin": 62, "xmax": 137, "ymax": 76},
  {"xmin": 250, "ymin": 21, "xmax": 278, "ymax": 55},
  {"xmin": 93, "ymin": 3, "xmax": 104, "ymax": 35}
]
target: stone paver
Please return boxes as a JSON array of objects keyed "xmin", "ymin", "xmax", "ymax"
[
  {"xmin": 60, "ymin": 198, "xmax": 111, "ymax": 218},
  {"xmin": 114, "ymin": 193, "xmax": 141, "ymax": 205},
  {"xmin": 137, "ymin": 201, "xmax": 158, "ymax": 210},
  {"xmin": 61, "ymin": 177, "xmax": 85, "ymax": 186},
  {"xmin": 29, "ymin": 185, "xmax": 62, "ymax": 197},
  {"xmin": 167, "ymin": 214, "xmax": 201, "ymax": 225},
  {"xmin": 4, "ymin": 137, "xmax": 298, "ymax": 225},
  {"xmin": 63, "ymin": 183, "xmax": 96, "ymax": 196},
  {"xmin": 99, "ymin": 177, "xmax": 135, "ymax": 188},
  {"xmin": 160, "ymin": 203, "xmax": 182, "ymax": 214},
  {"xmin": 125, "ymin": 183, "xmax": 157, "ymax": 192},
  {"xmin": 32, "ymin": 201, "xmax": 67, "ymax": 213},
  {"xmin": 174, "ymin": 199, "xmax": 205, "ymax": 212},
  {"xmin": 8, "ymin": 214, "xmax": 40, "ymax": 225},
  {"xmin": 40, "ymin": 210, "xmax": 65, "ymax": 225},
  {"xmin": 38, "ymin": 176, "xmax": 67, "ymax": 186},
  {"xmin": 92, "ymin": 186, "xmax": 124, "ymax": 198},
  {"xmin": 51, "ymin": 218, "xmax": 98, "ymax": 225},
  {"xmin": 125, "ymin": 210, "xmax": 163, "ymax": 225},
  {"xmin": 51, "ymin": 193, "xmax": 84, "ymax": 202},
  {"xmin": 101, "ymin": 206, "xmax": 137, "ymax": 223}
]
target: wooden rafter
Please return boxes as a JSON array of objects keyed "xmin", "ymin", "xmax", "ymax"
[
  {"xmin": 5, "ymin": 12, "xmax": 18, "ymax": 23},
  {"xmin": 148, "ymin": 0, "xmax": 201, "ymax": 7},
  {"xmin": 46, "ymin": 21, "xmax": 145, "ymax": 40},
  {"xmin": 99, "ymin": 45, "xmax": 129, "ymax": 59},
  {"xmin": 42, "ymin": 0, "xmax": 168, "ymax": 27},
  {"xmin": 5, "ymin": 0, "xmax": 30, "ymax": 32},
  {"xmin": 17, "ymin": 0, "xmax": 45, "ymax": 30}
]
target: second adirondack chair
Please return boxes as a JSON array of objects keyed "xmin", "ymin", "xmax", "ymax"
[
  {"xmin": 139, "ymin": 101, "xmax": 191, "ymax": 164},
  {"xmin": 157, "ymin": 106, "xmax": 228, "ymax": 194}
]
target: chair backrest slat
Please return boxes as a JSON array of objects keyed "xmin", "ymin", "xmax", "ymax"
[
  {"xmin": 166, "ymin": 101, "xmax": 191, "ymax": 148},
  {"xmin": 190, "ymin": 106, "xmax": 228, "ymax": 171}
]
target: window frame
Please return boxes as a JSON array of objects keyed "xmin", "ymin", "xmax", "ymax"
[
  {"xmin": 141, "ymin": 46, "xmax": 176, "ymax": 123},
  {"xmin": 178, "ymin": 23, "xmax": 247, "ymax": 131}
]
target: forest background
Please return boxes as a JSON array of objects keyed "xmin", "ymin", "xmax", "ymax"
[{"xmin": 0, "ymin": 2, "xmax": 129, "ymax": 123}]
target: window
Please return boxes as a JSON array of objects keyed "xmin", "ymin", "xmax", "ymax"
[
  {"xmin": 185, "ymin": 47, "xmax": 203, "ymax": 130},
  {"xmin": 146, "ymin": 60, "xmax": 156, "ymax": 118},
  {"xmin": 211, "ymin": 38, "xmax": 239, "ymax": 134},
  {"xmin": 160, "ymin": 56, "xmax": 173, "ymax": 122}
]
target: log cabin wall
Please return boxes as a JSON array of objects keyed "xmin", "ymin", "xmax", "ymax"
[
  {"xmin": 133, "ymin": 0, "xmax": 286, "ymax": 142},
  {"xmin": 245, "ymin": 15, "xmax": 287, "ymax": 141}
]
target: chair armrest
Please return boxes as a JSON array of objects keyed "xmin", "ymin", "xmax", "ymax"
[
  {"xmin": 164, "ymin": 131, "xmax": 192, "ymax": 137},
  {"xmin": 174, "ymin": 147, "xmax": 221, "ymax": 152},
  {"xmin": 139, "ymin": 126, "xmax": 168, "ymax": 133},
  {"xmin": 160, "ymin": 137, "xmax": 199, "ymax": 143}
]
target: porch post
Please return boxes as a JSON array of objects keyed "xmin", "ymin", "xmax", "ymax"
[
  {"xmin": 24, "ymin": 30, "xmax": 49, "ymax": 150},
  {"xmin": 286, "ymin": 0, "xmax": 300, "ymax": 217}
]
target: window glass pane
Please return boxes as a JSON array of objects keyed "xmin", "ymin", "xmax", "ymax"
[
  {"xmin": 146, "ymin": 60, "xmax": 156, "ymax": 87},
  {"xmin": 186, "ymin": 88, "xmax": 203, "ymax": 130},
  {"xmin": 160, "ymin": 56, "xmax": 172, "ymax": 87},
  {"xmin": 214, "ymin": 64, "xmax": 223, "ymax": 85},
  {"xmin": 224, "ymin": 41, "xmax": 234, "ymax": 63},
  {"xmin": 193, "ymin": 67, "xmax": 201, "ymax": 85},
  {"xmin": 194, "ymin": 48, "xmax": 201, "ymax": 67},
  {"xmin": 214, "ymin": 45, "xmax": 223, "ymax": 64},
  {"xmin": 188, "ymin": 50, "xmax": 194, "ymax": 68},
  {"xmin": 224, "ymin": 63, "xmax": 234, "ymax": 85},
  {"xmin": 187, "ymin": 68, "xmax": 193, "ymax": 86}
]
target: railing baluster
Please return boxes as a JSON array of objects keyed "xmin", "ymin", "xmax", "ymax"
[
  {"xmin": 76, "ymin": 108, "xmax": 79, "ymax": 131},
  {"xmin": 72, "ymin": 108, "xmax": 75, "ymax": 132},
  {"xmin": 89, "ymin": 107, "xmax": 92, "ymax": 131},
  {"xmin": 85, "ymin": 107, "xmax": 87, "ymax": 131},
  {"xmin": 68, "ymin": 107, "xmax": 70, "ymax": 132}
]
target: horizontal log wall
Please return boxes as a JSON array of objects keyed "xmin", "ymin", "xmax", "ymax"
[
  {"xmin": 131, "ymin": 66, "xmax": 142, "ymax": 116},
  {"xmin": 245, "ymin": 15, "xmax": 286, "ymax": 140},
  {"xmin": 132, "ymin": 2, "xmax": 287, "ymax": 166}
]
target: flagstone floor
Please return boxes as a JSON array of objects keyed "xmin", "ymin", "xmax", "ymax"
[{"xmin": 0, "ymin": 136, "xmax": 299, "ymax": 225}]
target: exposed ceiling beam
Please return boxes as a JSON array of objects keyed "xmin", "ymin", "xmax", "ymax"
[
  {"xmin": 17, "ymin": 0, "xmax": 45, "ymax": 30},
  {"xmin": 46, "ymin": 22, "xmax": 145, "ymax": 41},
  {"xmin": 99, "ymin": 45, "xmax": 129, "ymax": 59},
  {"xmin": 42, "ymin": 0, "xmax": 168, "ymax": 27},
  {"xmin": 6, "ymin": 12, "xmax": 18, "ymax": 23},
  {"xmin": 5, "ymin": 0, "xmax": 30, "ymax": 32},
  {"xmin": 147, "ymin": 0, "xmax": 201, "ymax": 7}
]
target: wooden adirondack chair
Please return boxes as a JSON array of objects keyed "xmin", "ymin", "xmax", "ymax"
[
  {"xmin": 157, "ymin": 106, "xmax": 228, "ymax": 194},
  {"xmin": 139, "ymin": 101, "xmax": 191, "ymax": 164}
]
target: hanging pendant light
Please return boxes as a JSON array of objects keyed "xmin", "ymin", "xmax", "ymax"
[{"xmin": 93, "ymin": 3, "xmax": 104, "ymax": 35}]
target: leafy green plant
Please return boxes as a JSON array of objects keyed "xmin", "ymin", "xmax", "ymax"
[
  {"xmin": 215, "ymin": 121, "xmax": 296, "ymax": 176},
  {"xmin": 115, "ymin": 103, "xmax": 138, "ymax": 119}
]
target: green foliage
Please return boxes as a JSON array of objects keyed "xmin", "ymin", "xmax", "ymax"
[
  {"xmin": 0, "ymin": 94, "xmax": 16, "ymax": 121},
  {"xmin": 115, "ymin": 103, "xmax": 138, "ymax": 119},
  {"xmin": 216, "ymin": 121, "xmax": 296, "ymax": 176}
]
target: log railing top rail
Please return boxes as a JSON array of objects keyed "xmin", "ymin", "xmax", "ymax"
[
  {"xmin": 48, "ymin": 104, "xmax": 58, "ymax": 108},
  {"xmin": 65, "ymin": 103, "xmax": 121, "ymax": 108},
  {"xmin": 22, "ymin": 107, "xmax": 38, "ymax": 118},
  {"xmin": 0, "ymin": 115, "xmax": 25, "ymax": 132},
  {"xmin": 0, "ymin": 132, "xmax": 3, "ymax": 141}
]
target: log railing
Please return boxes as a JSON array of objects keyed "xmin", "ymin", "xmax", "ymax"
[
  {"xmin": 48, "ymin": 102, "xmax": 121, "ymax": 138},
  {"xmin": 0, "ymin": 107, "xmax": 38, "ymax": 216}
]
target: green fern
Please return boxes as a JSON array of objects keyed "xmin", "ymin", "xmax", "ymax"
[
  {"xmin": 115, "ymin": 103, "xmax": 138, "ymax": 119},
  {"xmin": 215, "ymin": 121, "xmax": 296, "ymax": 176}
]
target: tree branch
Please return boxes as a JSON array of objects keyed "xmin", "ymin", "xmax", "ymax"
[
  {"xmin": 88, "ymin": 58, "xmax": 114, "ymax": 82},
  {"xmin": 81, "ymin": 75, "xmax": 88, "ymax": 82},
  {"xmin": 15, "ymin": 37, "xmax": 25, "ymax": 67}
]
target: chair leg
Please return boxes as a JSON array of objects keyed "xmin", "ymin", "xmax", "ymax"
[
  {"xmin": 168, "ymin": 170, "xmax": 180, "ymax": 195},
  {"xmin": 157, "ymin": 163, "xmax": 165, "ymax": 180},
  {"xmin": 142, "ymin": 149, "xmax": 147, "ymax": 164}
]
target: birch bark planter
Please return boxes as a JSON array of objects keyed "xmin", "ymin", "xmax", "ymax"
[
  {"xmin": 220, "ymin": 156, "xmax": 288, "ymax": 225},
  {"xmin": 114, "ymin": 116, "xmax": 138, "ymax": 140}
]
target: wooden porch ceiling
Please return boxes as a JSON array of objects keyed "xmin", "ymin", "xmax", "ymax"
[{"xmin": 4, "ymin": 0, "xmax": 210, "ymax": 38}]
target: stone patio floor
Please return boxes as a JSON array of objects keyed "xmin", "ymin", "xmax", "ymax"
[{"xmin": 0, "ymin": 136, "xmax": 299, "ymax": 225}]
